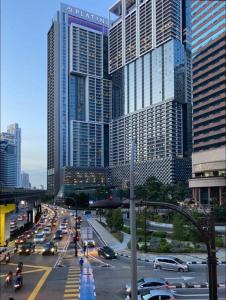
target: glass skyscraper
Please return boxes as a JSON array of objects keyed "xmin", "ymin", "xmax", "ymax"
[
  {"xmin": 47, "ymin": 4, "xmax": 111, "ymax": 195},
  {"xmin": 108, "ymin": 0, "xmax": 192, "ymax": 185},
  {"xmin": 189, "ymin": 0, "xmax": 226, "ymax": 206}
]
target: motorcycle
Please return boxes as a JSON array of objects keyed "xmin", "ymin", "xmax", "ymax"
[
  {"xmin": 4, "ymin": 272, "xmax": 13, "ymax": 288},
  {"xmin": 16, "ymin": 262, "xmax": 23, "ymax": 276},
  {"xmin": 5, "ymin": 253, "xmax": 10, "ymax": 264},
  {"xmin": 14, "ymin": 275, "xmax": 23, "ymax": 292}
]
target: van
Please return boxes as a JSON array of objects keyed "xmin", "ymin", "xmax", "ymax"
[{"xmin": 154, "ymin": 256, "xmax": 189, "ymax": 272}]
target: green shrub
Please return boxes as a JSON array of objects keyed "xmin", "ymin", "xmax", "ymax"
[
  {"xmin": 152, "ymin": 231, "xmax": 167, "ymax": 238},
  {"xmin": 122, "ymin": 226, "xmax": 130, "ymax": 234},
  {"xmin": 216, "ymin": 237, "xmax": 223, "ymax": 247}
]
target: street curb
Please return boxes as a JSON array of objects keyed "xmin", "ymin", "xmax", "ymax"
[
  {"xmin": 117, "ymin": 253, "xmax": 226, "ymax": 265},
  {"xmin": 169, "ymin": 283, "xmax": 226, "ymax": 289}
]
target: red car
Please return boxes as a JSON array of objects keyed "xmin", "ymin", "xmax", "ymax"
[{"xmin": 15, "ymin": 235, "xmax": 27, "ymax": 245}]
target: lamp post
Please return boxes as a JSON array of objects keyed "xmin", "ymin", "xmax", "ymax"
[{"xmin": 130, "ymin": 140, "xmax": 137, "ymax": 300}]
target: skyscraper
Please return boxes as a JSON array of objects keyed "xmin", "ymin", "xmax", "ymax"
[
  {"xmin": 108, "ymin": 0, "xmax": 192, "ymax": 185},
  {"xmin": 47, "ymin": 4, "xmax": 111, "ymax": 195},
  {"xmin": 189, "ymin": 0, "xmax": 226, "ymax": 206},
  {"xmin": 21, "ymin": 171, "xmax": 31, "ymax": 189},
  {"xmin": 0, "ymin": 136, "xmax": 17, "ymax": 188},
  {"xmin": 7, "ymin": 123, "xmax": 21, "ymax": 187}
]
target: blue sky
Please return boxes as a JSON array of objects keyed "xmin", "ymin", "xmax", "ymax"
[{"xmin": 1, "ymin": 0, "xmax": 113, "ymax": 188}]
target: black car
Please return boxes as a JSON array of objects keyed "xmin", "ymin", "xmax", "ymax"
[
  {"xmin": 17, "ymin": 242, "xmax": 35, "ymax": 255},
  {"xmin": 98, "ymin": 246, "xmax": 117, "ymax": 259},
  {"xmin": 42, "ymin": 242, "xmax": 57, "ymax": 255},
  {"xmin": 54, "ymin": 230, "xmax": 63, "ymax": 240}
]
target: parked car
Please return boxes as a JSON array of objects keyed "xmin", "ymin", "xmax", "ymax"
[
  {"xmin": 98, "ymin": 246, "xmax": 117, "ymax": 259},
  {"xmin": 54, "ymin": 230, "xmax": 63, "ymax": 240},
  {"xmin": 17, "ymin": 243, "xmax": 35, "ymax": 255},
  {"xmin": 154, "ymin": 256, "xmax": 189, "ymax": 272},
  {"xmin": 126, "ymin": 278, "xmax": 169, "ymax": 295},
  {"xmin": 34, "ymin": 233, "xmax": 46, "ymax": 244},
  {"xmin": 140, "ymin": 289, "xmax": 176, "ymax": 300}
]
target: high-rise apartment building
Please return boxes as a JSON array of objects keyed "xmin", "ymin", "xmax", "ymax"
[
  {"xmin": 108, "ymin": 0, "xmax": 192, "ymax": 185},
  {"xmin": 189, "ymin": 0, "xmax": 226, "ymax": 206},
  {"xmin": 7, "ymin": 123, "xmax": 21, "ymax": 187},
  {"xmin": 21, "ymin": 171, "xmax": 31, "ymax": 189},
  {"xmin": 47, "ymin": 4, "xmax": 111, "ymax": 195},
  {"xmin": 0, "ymin": 136, "xmax": 17, "ymax": 188}
]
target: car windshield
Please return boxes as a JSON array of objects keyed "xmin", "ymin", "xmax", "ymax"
[
  {"xmin": 36, "ymin": 234, "xmax": 43, "ymax": 238},
  {"xmin": 138, "ymin": 278, "xmax": 145, "ymax": 284},
  {"xmin": 174, "ymin": 258, "xmax": 184, "ymax": 264}
]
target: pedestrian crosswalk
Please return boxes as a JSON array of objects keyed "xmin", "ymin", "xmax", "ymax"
[{"xmin": 64, "ymin": 266, "xmax": 80, "ymax": 299}]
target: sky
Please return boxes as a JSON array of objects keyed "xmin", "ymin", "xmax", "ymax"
[{"xmin": 1, "ymin": 0, "xmax": 113, "ymax": 188}]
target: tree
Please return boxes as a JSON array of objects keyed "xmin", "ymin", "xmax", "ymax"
[
  {"xmin": 173, "ymin": 214, "xmax": 187, "ymax": 241},
  {"xmin": 106, "ymin": 210, "xmax": 114, "ymax": 230},
  {"xmin": 112, "ymin": 208, "xmax": 124, "ymax": 231},
  {"xmin": 145, "ymin": 177, "xmax": 162, "ymax": 202}
]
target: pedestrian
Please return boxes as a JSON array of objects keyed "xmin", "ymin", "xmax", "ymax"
[
  {"xmin": 79, "ymin": 257, "xmax": 84, "ymax": 270},
  {"xmin": 83, "ymin": 244, "xmax": 87, "ymax": 255}
]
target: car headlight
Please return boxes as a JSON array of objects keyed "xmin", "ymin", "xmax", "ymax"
[
  {"xmin": 51, "ymin": 248, "xmax": 55, "ymax": 252},
  {"xmin": 26, "ymin": 249, "xmax": 30, "ymax": 252},
  {"xmin": 106, "ymin": 254, "xmax": 110, "ymax": 257}
]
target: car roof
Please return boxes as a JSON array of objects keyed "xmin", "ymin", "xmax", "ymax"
[
  {"xmin": 155, "ymin": 256, "xmax": 177, "ymax": 260},
  {"xmin": 142, "ymin": 278, "xmax": 166, "ymax": 283},
  {"xmin": 149, "ymin": 289, "xmax": 173, "ymax": 296}
]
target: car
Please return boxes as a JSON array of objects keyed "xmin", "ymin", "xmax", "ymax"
[
  {"xmin": 98, "ymin": 246, "xmax": 117, "ymax": 259},
  {"xmin": 34, "ymin": 233, "xmax": 46, "ymax": 244},
  {"xmin": 15, "ymin": 235, "xmax": 27, "ymax": 245},
  {"xmin": 43, "ymin": 227, "xmax": 51, "ymax": 235},
  {"xmin": 84, "ymin": 240, "xmax": 95, "ymax": 247},
  {"xmin": 17, "ymin": 242, "xmax": 35, "ymax": 255},
  {"xmin": 17, "ymin": 215, "xmax": 23, "ymax": 221},
  {"xmin": 24, "ymin": 230, "xmax": 33, "ymax": 239},
  {"xmin": 154, "ymin": 256, "xmax": 189, "ymax": 272},
  {"xmin": 125, "ymin": 278, "xmax": 169, "ymax": 295},
  {"xmin": 54, "ymin": 230, "xmax": 63, "ymax": 240},
  {"xmin": 140, "ymin": 289, "xmax": 176, "ymax": 300},
  {"xmin": 34, "ymin": 244, "xmax": 46, "ymax": 254},
  {"xmin": 60, "ymin": 224, "xmax": 68, "ymax": 233},
  {"xmin": 42, "ymin": 242, "xmax": 57, "ymax": 255}
]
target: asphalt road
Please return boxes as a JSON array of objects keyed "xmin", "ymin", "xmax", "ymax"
[
  {"xmin": 1, "ymin": 208, "xmax": 225, "ymax": 300},
  {"xmin": 87, "ymin": 217, "xmax": 226, "ymax": 300},
  {"xmin": 0, "ymin": 206, "xmax": 80, "ymax": 300}
]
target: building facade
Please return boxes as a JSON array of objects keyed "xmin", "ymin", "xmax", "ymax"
[
  {"xmin": 0, "ymin": 137, "xmax": 17, "ymax": 188},
  {"xmin": 189, "ymin": 0, "xmax": 226, "ymax": 206},
  {"xmin": 21, "ymin": 171, "xmax": 31, "ymax": 189},
  {"xmin": 7, "ymin": 123, "xmax": 21, "ymax": 187},
  {"xmin": 47, "ymin": 4, "xmax": 111, "ymax": 195},
  {"xmin": 108, "ymin": 0, "xmax": 192, "ymax": 185}
]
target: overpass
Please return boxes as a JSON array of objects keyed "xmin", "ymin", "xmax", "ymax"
[{"xmin": 0, "ymin": 189, "xmax": 45, "ymax": 246}]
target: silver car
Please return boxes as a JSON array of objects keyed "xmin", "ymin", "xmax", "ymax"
[
  {"xmin": 140, "ymin": 289, "xmax": 176, "ymax": 300},
  {"xmin": 154, "ymin": 256, "xmax": 189, "ymax": 272},
  {"xmin": 125, "ymin": 278, "xmax": 169, "ymax": 295}
]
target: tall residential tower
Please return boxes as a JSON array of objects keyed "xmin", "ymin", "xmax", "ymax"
[
  {"xmin": 108, "ymin": 0, "xmax": 192, "ymax": 185},
  {"xmin": 189, "ymin": 0, "xmax": 226, "ymax": 206},
  {"xmin": 47, "ymin": 4, "xmax": 111, "ymax": 195}
]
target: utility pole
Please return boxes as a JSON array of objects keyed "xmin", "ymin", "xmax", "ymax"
[
  {"xmin": 144, "ymin": 205, "xmax": 147, "ymax": 253},
  {"xmin": 130, "ymin": 140, "xmax": 137, "ymax": 300},
  {"xmin": 207, "ymin": 207, "xmax": 218, "ymax": 300}
]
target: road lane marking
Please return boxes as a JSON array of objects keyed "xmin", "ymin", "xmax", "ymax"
[
  {"xmin": 64, "ymin": 294, "xmax": 79, "ymax": 298},
  {"xmin": 65, "ymin": 289, "xmax": 79, "ymax": 292},
  {"xmin": 6, "ymin": 262, "xmax": 49, "ymax": 269},
  {"xmin": 27, "ymin": 267, "xmax": 52, "ymax": 300}
]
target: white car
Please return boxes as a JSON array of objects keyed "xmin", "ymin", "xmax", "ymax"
[
  {"xmin": 84, "ymin": 240, "xmax": 95, "ymax": 247},
  {"xmin": 34, "ymin": 233, "xmax": 46, "ymax": 243},
  {"xmin": 43, "ymin": 227, "xmax": 51, "ymax": 235},
  {"xmin": 60, "ymin": 225, "xmax": 68, "ymax": 234}
]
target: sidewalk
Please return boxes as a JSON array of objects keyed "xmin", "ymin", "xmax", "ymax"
[{"xmin": 87, "ymin": 217, "xmax": 226, "ymax": 264}]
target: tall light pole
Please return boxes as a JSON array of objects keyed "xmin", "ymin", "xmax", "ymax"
[{"xmin": 130, "ymin": 140, "xmax": 137, "ymax": 300}]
